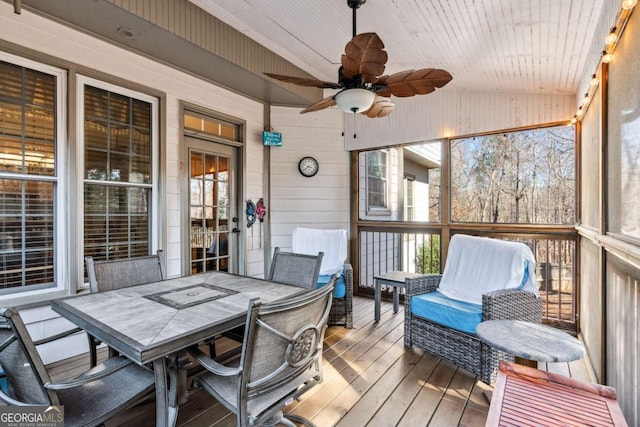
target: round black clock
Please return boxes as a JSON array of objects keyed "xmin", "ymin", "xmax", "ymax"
[{"xmin": 298, "ymin": 156, "xmax": 319, "ymax": 177}]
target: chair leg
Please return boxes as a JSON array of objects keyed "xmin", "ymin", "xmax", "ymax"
[
  {"xmin": 260, "ymin": 411, "xmax": 315, "ymax": 427},
  {"xmin": 283, "ymin": 413, "xmax": 315, "ymax": 427},
  {"xmin": 87, "ymin": 335, "xmax": 98, "ymax": 368}
]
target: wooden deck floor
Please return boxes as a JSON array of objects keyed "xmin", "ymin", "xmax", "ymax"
[{"xmin": 47, "ymin": 296, "xmax": 595, "ymax": 427}]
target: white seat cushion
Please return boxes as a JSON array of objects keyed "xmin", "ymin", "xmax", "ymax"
[
  {"xmin": 292, "ymin": 228, "xmax": 347, "ymax": 276},
  {"xmin": 438, "ymin": 234, "xmax": 539, "ymax": 305}
]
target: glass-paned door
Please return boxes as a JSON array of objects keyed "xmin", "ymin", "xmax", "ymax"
[{"xmin": 188, "ymin": 141, "xmax": 236, "ymax": 274}]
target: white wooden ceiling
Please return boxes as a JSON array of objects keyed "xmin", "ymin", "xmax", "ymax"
[{"xmin": 190, "ymin": 0, "xmax": 605, "ymax": 96}]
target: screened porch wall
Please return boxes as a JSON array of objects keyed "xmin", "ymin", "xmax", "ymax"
[{"xmin": 576, "ymin": 0, "xmax": 639, "ymax": 423}]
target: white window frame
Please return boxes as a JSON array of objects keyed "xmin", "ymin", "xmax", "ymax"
[
  {"xmin": 366, "ymin": 150, "xmax": 391, "ymax": 215},
  {"xmin": 0, "ymin": 51, "xmax": 68, "ymax": 306},
  {"xmin": 76, "ymin": 75, "xmax": 160, "ymax": 288}
]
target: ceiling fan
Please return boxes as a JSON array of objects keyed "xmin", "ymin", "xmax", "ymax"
[{"xmin": 264, "ymin": 0, "xmax": 452, "ymax": 118}]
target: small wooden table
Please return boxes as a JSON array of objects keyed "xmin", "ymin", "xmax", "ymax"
[
  {"xmin": 373, "ymin": 271, "xmax": 425, "ymax": 322},
  {"xmin": 487, "ymin": 361, "xmax": 628, "ymax": 426},
  {"xmin": 476, "ymin": 319, "xmax": 586, "ymax": 366}
]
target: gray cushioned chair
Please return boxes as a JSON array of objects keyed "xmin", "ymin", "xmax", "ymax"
[
  {"xmin": 0, "ymin": 307, "xmax": 154, "ymax": 427},
  {"xmin": 190, "ymin": 284, "xmax": 334, "ymax": 427},
  {"xmin": 84, "ymin": 250, "xmax": 166, "ymax": 366}
]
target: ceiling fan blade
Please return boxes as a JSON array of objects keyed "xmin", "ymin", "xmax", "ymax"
[
  {"xmin": 376, "ymin": 68, "xmax": 453, "ymax": 97},
  {"xmin": 300, "ymin": 95, "xmax": 337, "ymax": 114},
  {"xmin": 341, "ymin": 33, "xmax": 388, "ymax": 83},
  {"xmin": 264, "ymin": 73, "xmax": 342, "ymax": 89},
  {"xmin": 362, "ymin": 96, "xmax": 395, "ymax": 118}
]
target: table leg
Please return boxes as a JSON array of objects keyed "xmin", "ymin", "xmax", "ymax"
[
  {"xmin": 374, "ymin": 281, "xmax": 381, "ymax": 322},
  {"xmin": 515, "ymin": 357, "xmax": 538, "ymax": 368},
  {"xmin": 392, "ymin": 286, "xmax": 399, "ymax": 313},
  {"xmin": 153, "ymin": 357, "xmax": 179, "ymax": 427}
]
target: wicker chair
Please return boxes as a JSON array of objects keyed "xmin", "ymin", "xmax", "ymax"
[
  {"xmin": 189, "ymin": 284, "xmax": 334, "ymax": 427},
  {"xmin": 404, "ymin": 235, "xmax": 543, "ymax": 384},
  {"xmin": 0, "ymin": 307, "xmax": 154, "ymax": 427},
  {"xmin": 292, "ymin": 227, "xmax": 353, "ymax": 328},
  {"xmin": 84, "ymin": 250, "xmax": 166, "ymax": 366}
]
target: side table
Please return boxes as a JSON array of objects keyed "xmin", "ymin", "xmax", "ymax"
[
  {"xmin": 372, "ymin": 271, "xmax": 425, "ymax": 322},
  {"xmin": 476, "ymin": 319, "xmax": 586, "ymax": 367}
]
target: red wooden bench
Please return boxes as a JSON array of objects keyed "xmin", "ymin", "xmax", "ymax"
[{"xmin": 486, "ymin": 361, "xmax": 628, "ymax": 426}]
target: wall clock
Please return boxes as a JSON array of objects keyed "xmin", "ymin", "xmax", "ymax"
[{"xmin": 298, "ymin": 156, "xmax": 319, "ymax": 177}]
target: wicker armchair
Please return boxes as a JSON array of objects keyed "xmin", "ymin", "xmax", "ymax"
[
  {"xmin": 404, "ymin": 235, "xmax": 543, "ymax": 384},
  {"xmin": 189, "ymin": 284, "xmax": 334, "ymax": 426},
  {"xmin": 292, "ymin": 227, "xmax": 353, "ymax": 328},
  {"xmin": 84, "ymin": 250, "xmax": 166, "ymax": 366},
  {"xmin": 0, "ymin": 307, "xmax": 154, "ymax": 427}
]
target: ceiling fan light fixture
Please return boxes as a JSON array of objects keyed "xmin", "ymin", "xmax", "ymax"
[{"xmin": 335, "ymin": 88, "xmax": 375, "ymax": 113}]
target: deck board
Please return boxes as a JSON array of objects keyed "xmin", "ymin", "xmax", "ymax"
[{"xmin": 45, "ymin": 296, "xmax": 593, "ymax": 426}]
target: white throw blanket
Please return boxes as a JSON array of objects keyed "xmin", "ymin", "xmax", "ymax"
[
  {"xmin": 292, "ymin": 227, "xmax": 347, "ymax": 276},
  {"xmin": 438, "ymin": 234, "xmax": 539, "ymax": 305}
]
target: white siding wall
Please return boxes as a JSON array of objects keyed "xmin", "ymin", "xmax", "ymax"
[
  {"xmin": 1, "ymin": 3, "xmax": 265, "ymax": 361},
  {"xmin": 268, "ymin": 106, "xmax": 349, "ymax": 258},
  {"xmin": 344, "ymin": 90, "xmax": 575, "ymax": 150}
]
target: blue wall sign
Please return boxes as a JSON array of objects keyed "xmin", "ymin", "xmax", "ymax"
[{"xmin": 263, "ymin": 131, "xmax": 282, "ymax": 146}]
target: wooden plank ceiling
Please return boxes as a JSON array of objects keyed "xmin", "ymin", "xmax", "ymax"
[{"xmin": 190, "ymin": 0, "xmax": 605, "ymax": 96}]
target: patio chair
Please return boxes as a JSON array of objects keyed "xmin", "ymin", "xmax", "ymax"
[
  {"xmin": 85, "ymin": 250, "xmax": 166, "ymax": 366},
  {"xmin": 213, "ymin": 247, "xmax": 327, "ymax": 358},
  {"xmin": 404, "ymin": 234, "xmax": 543, "ymax": 384},
  {"xmin": 292, "ymin": 227, "xmax": 353, "ymax": 328},
  {"xmin": 268, "ymin": 247, "xmax": 324, "ymax": 288},
  {"xmin": 85, "ymin": 249, "xmax": 166, "ymax": 293},
  {"xmin": 0, "ymin": 307, "xmax": 154, "ymax": 427},
  {"xmin": 189, "ymin": 283, "xmax": 334, "ymax": 427}
]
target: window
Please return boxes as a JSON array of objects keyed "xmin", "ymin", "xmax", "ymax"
[
  {"xmin": 359, "ymin": 143, "xmax": 441, "ymax": 221},
  {"xmin": 0, "ymin": 54, "xmax": 65, "ymax": 295},
  {"xmin": 79, "ymin": 78, "xmax": 159, "ymax": 262},
  {"xmin": 366, "ymin": 150, "xmax": 388, "ymax": 211},
  {"xmin": 405, "ymin": 176, "xmax": 415, "ymax": 221},
  {"xmin": 184, "ymin": 111, "xmax": 240, "ymax": 142},
  {"xmin": 451, "ymin": 125, "xmax": 576, "ymax": 224}
]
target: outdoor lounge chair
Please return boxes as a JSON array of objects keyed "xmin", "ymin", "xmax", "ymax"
[
  {"xmin": 0, "ymin": 307, "xmax": 154, "ymax": 427},
  {"xmin": 404, "ymin": 234, "xmax": 543, "ymax": 384},
  {"xmin": 84, "ymin": 250, "xmax": 166, "ymax": 366},
  {"xmin": 292, "ymin": 227, "xmax": 353, "ymax": 328},
  {"xmin": 189, "ymin": 283, "xmax": 334, "ymax": 427}
]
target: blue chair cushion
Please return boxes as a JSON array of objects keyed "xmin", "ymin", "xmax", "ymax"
[
  {"xmin": 317, "ymin": 274, "xmax": 346, "ymax": 299},
  {"xmin": 410, "ymin": 290, "xmax": 482, "ymax": 334}
]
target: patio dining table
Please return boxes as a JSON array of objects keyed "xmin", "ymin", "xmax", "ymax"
[{"xmin": 51, "ymin": 271, "xmax": 304, "ymax": 427}]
